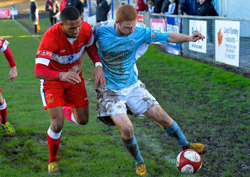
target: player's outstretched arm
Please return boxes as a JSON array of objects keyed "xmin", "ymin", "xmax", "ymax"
[
  {"xmin": 167, "ymin": 32, "xmax": 205, "ymax": 43},
  {"xmin": 3, "ymin": 46, "xmax": 18, "ymax": 82}
]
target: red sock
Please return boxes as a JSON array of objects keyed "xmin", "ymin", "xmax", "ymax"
[
  {"xmin": 63, "ymin": 106, "xmax": 73, "ymax": 122},
  {"xmin": 47, "ymin": 133, "xmax": 61, "ymax": 164},
  {"xmin": 0, "ymin": 101, "xmax": 8, "ymax": 124}
]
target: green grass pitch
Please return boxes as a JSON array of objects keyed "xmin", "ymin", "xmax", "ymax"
[{"xmin": 0, "ymin": 19, "xmax": 249, "ymax": 177}]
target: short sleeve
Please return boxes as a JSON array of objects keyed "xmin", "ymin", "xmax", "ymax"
[
  {"xmin": 0, "ymin": 38, "xmax": 9, "ymax": 52},
  {"xmin": 145, "ymin": 26, "xmax": 169, "ymax": 45}
]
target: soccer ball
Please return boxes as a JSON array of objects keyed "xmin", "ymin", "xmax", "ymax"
[{"xmin": 176, "ymin": 149, "xmax": 202, "ymax": 174}]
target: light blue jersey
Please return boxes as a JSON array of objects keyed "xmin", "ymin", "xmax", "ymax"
[{"xmin": 94, "ymin": 20, "xmax": 169, "ymax": 89}]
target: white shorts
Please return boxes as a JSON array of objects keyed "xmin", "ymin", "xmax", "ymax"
[{"xmin": 96, "ymin": 80, "xmax": 159, "ymax": 118}]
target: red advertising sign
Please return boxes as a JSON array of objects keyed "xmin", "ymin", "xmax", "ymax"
[
  {"xmin": 137, "ymin": 14, "xmax": 144, "ymax": 24},
  {"xmin": 0, "ymin": 9, "xmax": 10, "ymax": 18}
]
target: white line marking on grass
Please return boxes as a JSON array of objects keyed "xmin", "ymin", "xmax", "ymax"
[
  {"xmin": 138, "ymin": 132, "xmax": 177, "ymax": 166},
  {"xmin": 13, "ymin": 20, "xmax": 40, "ymax": 43}
]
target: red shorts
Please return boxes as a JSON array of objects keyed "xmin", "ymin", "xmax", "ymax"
[
  {"xmin": 0, "ymin": 88, "xmax": 1, "ymax": 93},
  {"xmin": 40, "ymin": 77, "xmax": 89, "ymax": 109}
]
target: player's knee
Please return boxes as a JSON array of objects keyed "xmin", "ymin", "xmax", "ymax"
[
  {"xmin": 122, "ymin": 126, "xmax": 134, "ymax": 139},
  {"xmin": 78, "ymin": 119, "xmax": 88, "ymax": 125},
  {"xmin": 77, "ymin": 113, "xmax": 89, "ymax": 125},
  {"xmin": 52, "ymin": 123, "xmax": 63, "ymax": 133}
]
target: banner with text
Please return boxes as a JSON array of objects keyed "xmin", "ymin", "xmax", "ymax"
[
  {"xmin": 0, "ymin": 9, "xmax": 10, "ymax": 18},
  {"xmin": 189, "ymin": 20, "xmax": 207, "ymax": 53},
  {"xmin": 165, "ymin": 16, "xmax": 181, "ymax": 55},
  {"xmin": 215, "ymin": 20, "xmax": 240, "ymax": 67},
  {"xmin": 137, "ymin": 14, "xmax": 144, "ymax": 24},
  {"xmin": 150, "ymin": 18, "xmax": 166, "ymax": 45}
]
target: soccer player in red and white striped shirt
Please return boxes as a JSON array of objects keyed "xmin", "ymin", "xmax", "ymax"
[
  {"xmin": 34, "ymin": 6, "xmax": 105, "ymax": 175},
  {"xmin": 0, "ymin": 38, "xmax": 17, "ymax": 135}
]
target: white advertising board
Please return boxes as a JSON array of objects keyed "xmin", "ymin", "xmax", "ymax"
[
  {"xmin": 215, "ymin": 20, "xmax": 240, "ymax": 67},
  {"xmin": 189, "ymin": 20, "xmax": 207, "ymax": 53}
]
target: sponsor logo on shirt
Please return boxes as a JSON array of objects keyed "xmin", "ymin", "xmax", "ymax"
[
  {"xmin": 103, "ymin": 50, "xmax": 133, "ymax": 58},
  {"xmin": 68, "ymin": 54, "xmax": 74, "ymax": 61},
  {"xmin": 129, "ymin": 39, "xmax": 135, "ymax": 47},
  {"xmin": 37, "ymin": 50, "xmax": 52, "ymax": 57},
  {"xmin": 116, "ymin": 37, "xmax": 127, "ymax": 39}
]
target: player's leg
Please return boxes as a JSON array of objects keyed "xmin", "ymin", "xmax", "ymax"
[
  {"xmin": 111, "ymin": 114, "xmax": 146, "ymax": 176},
  {"xmin": 96, "ymin": 86, "xmax": 147, "ymax": 176},
  {"xmin": 0, "ymin": 91, "xmax": 7, "ymax": 124},
  {"xmin": 144, "ymin": 105, "xmax": 205, "ymax": 154},
  {"xmin": 40, "ymin": 81, "xmax": 66, "ymax": 174},
  {"xmin": 63, "ymin": 77, "xmax": 89, "ymax": 125},
  {"xmin": 127, "ymin": 81, "xmax": 205, "ymax": 154},
  {"xmin": 71, "ymin": 106, "xmax": 89, "ymax": 125},
  {"xmin": 144, "ymin": 105, "xmax": 189, "ymax": 146},
  {"xmin": 62, "ymin": 106, "xmax": 73, "ymax": 122},
  {"xmin": 62, "ymin": 106, "xmax": 89, "ymax": 125},
  {"xmin": 0, "ymin": 90, "xmax": 15, "ymax": 135},
  {"xmin": 47, "ymin": 106, "xmax": 64, "ymax": 175}
]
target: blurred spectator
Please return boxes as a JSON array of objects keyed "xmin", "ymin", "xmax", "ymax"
[
  {"xmin": 135, "ymin": 0, "xmax": 146, "ymax": 12},
  {"xmin": 96, "ymin": 0, "xmax": 111, "ymax": 22},
  {"xmin": 180, "ymin": 0, "xmax": 199, "ymax": 15},
  {"xmin": 60, "ymin": 0, "xmax": 68, "ymax": 12},
  {"xmin": 154, "ymin": 0, "xmax": 164, "ymax": 13},
  {"xmin": 30, "ymin": 0, "xmax": 39, "ymax": 33},
  {"xmin": 45, "ymin": 0, "xmax": 59, "ymax": 26},
  {"xmin": 161, "ymin": 0, "xmax": 177, "ymax": 15},
  {"xmin": 174, "ymin": 0, "xmax": 179, "ymax": 14},
  {"xmin": 83, "ymin": 0, "xmax": 88, "ymax": 7},
  {"xmin": 161, "ymin": 0, "xmax": 170, "ymax": 14},
  {"xmin": 197, "ymin": 0, "xmax": 218, "ymax": 16},
  {"xmin": 147, "ymin": 1, "xmax": 155, "ymax": 13},
  {"xmin": 11, "ymin": 3, "xmax": 15, "ymax": 9},
  {"xmin": 66, "ymin": 0, "xmax": 84, "ymax": 19}
]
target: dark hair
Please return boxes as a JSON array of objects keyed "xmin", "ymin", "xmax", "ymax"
[{"xmin": 60, "ymin": 6, "xmax": 80, "ymax": 22}]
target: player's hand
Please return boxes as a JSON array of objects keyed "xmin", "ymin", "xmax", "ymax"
[
  {"xmin": 9, "ymin": 66, "xmax": 17, "ymax": 82},
  {"xmin": 191, "ymin": 32, "xmax": 205, "ymax": 42},
  {"xmin": 89, "ymin": 66, "xmax": 106, "ymax": 89},
  {"xmin": 58, "ymin": 72, "xmax": 81, "ymax": 84},
  {"xmin": 69, "ymin": 63, "xmax": 81, "ymax": 75}
]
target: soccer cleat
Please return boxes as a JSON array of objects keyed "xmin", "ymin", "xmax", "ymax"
[
  {"xmin": 48, "ymin": 161, "xmax": 60, "ymax": 175},
  {"xmin": 0, "ymin": 122, "xmax": 15, "ymax": 135},
  {"xmin": 136, "ymin": 163, "xmax": 147, "ymax": 176},
  {"xmin": 188, "ymin": 142, "xmax": 206, "ymax": 154}
]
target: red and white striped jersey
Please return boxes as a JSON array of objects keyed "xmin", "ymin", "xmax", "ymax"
[
  {"xmin": 35, "ymin": 21, "xmax": 94, "ymax": 72},
  {"xmin": 0, "ymin": 38, "xmax": 9, "ymax": 52}
]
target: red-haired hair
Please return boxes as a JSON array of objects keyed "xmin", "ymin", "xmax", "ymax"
[{"xmin": 116, "ymin": 4, "xmax": 137, "ymax": 23}]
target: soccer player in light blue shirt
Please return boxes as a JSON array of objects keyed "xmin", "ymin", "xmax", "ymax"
[{"xmin": 92, "ymin": 4, "xmax": 206, "ymax": 176}]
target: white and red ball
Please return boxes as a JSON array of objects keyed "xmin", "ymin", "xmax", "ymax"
[{"xmin": 176, "ymin": 149, "xmax": 202, "ymax": 174}]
